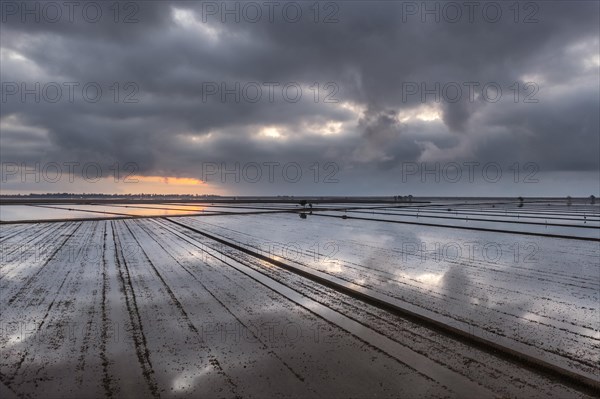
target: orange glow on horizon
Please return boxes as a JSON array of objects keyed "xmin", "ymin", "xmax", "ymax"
[
  {"xmin": 115, "ymin": 175, "xmax": 227, "ymax": 195},
  {"xmin": 133, "ymin": 175, "xmax": 205, "ymax": 186}
]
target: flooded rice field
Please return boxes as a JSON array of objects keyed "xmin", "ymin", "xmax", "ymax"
[{"xmin": 1, "ymin": 200, "xmax": 598, "ymax": 398}]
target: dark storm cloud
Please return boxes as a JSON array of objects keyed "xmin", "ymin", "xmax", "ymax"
[{"xmin": 1, "ymin": 0, "xmax": 598, "ymax": 194}]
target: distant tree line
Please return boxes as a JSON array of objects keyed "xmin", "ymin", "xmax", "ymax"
[{"xmin": 0, "ymin": 193, "xmax": 222, "ymax": 199}]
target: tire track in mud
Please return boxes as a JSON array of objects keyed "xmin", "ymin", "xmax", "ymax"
[
  {"xmin": 211, "ymin": 226, "xmax": 599, "ymax": 373},
  {"xmin": 2, "ymin": 221, "xmax": 100, "ymax": 396},
  {"xmin": 150, "ymin": 221, "xmax": 458, "ymax": 387},
  {"xmin": 133, "ymin": 219, "xmax": 313, "ymax": 389},
  {"xmin": 291, "ymin": 249, "xmax": 599, "ymax": 339},
  {"xmin": 0, "ymin": 223, "xmax": 43, "ymax": 243},
  {"xmin": 1, "ymin": 223, "xmax": 75, "ymax": 299},
  {"xmin": 181, "ymin": 217, "xmax": 599, "ymax": 344},
  {"xmin": 4, "ymin": 222, "xmax": 82, "ymax": 306},
  {"xmin": 164, "ymin": 217, "xmax": 600, "ymax": 393},
  {"xmin": 142, "ymin": 221, "xmax": 599, "ymax": 331},
  {"xmin": 99, "ymin": 222, "xmax": 114, "ymax": 398},
  {"xmin": 150, "ymin": 219, "xmax": 532, "ymax": 395},
  {"xmin": 0, "ymin": 223, "xmax": 65, "ymax": 280},
  {"xmin": 3, "ymin": 268, "xmax": 72, "ymax": 387},
  {"xmin": 0, "ymin": 223, "xmax": 56, "ymax": 251},
  {"xmin": 149, "ymin": 219, "xmax": 443, "ymax": 394},
  {"xmin": 72, "ymin": 221, "xmax": 105, "ymax": 392},
  {"xmin": 144, "ymin": 219, "xmax": 456, "ymax": 398},
  {"xmin": 3, "ymin": 216, "xmax": 595, "ymax": 397},
  {"xmin": 179, "ymin": 218, "xmax": 598, "ymax": 337},
  {"xmin": 156, "ymin": 219, "xmax": 494, "ymax": 398},
  {"xmin": 110, "ymin": 221, "xmax": 159, "ymax": 399},
  {"xmin": 121, "ymin": 220, "xmax": 243, "ymax": 397},
  {"xmin": 229, "ymin": 258, "xmax": 558, "ymax": 397}
]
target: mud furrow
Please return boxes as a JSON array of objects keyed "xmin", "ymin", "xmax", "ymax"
[
  {"xmin": 134, "ymin": 219, "xmax": 312, "ymax": 389},
  {"xmin": 122, "ymin": 220, "xmax": 242, "ymax": 396},
  {"xmin": 110, "ymin": 221, "xmax": 159, "ymax": 399},
  {"xmin": 179, "ymin": 218, "xmax": 598, "ymax": 340},
  {"xmin": 4, "ymin": 222, "xmax": 83, "ymax": 305},
  {"xmin": 164, "ymin": 217, "xmax": 600, "ymax": 393},
  {"xmin": 4, "ymin": 268, "xmax": 72, "ymax": 387}
]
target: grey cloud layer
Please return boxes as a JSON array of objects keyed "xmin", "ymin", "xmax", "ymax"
[{"xmin": 1, "ymin": 0, "xmax": 598, "ymax": 194}]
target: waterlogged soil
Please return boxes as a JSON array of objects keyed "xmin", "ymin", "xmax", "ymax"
[{"xmin": 0, "ymin": 217, "xmax": 597, "ymax": 398}]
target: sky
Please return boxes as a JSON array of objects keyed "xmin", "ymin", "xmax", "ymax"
[{"xmin": 1, "ymin": 0, "xmax": 599, "ymax": 196}]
